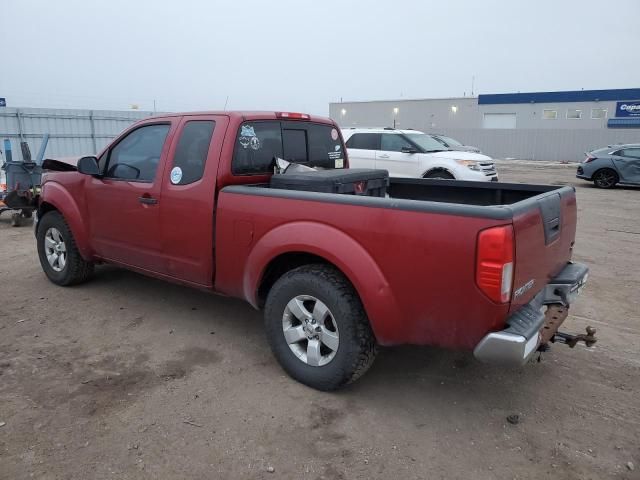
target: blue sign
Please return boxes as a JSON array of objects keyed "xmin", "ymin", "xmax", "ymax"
[
  {"xmin": 616, "ymin": 100, "xmax": 640, "ymax": 117},
  {"xmin": 0, "ymin": 98, "xmax": 6, "ymax": 107}
]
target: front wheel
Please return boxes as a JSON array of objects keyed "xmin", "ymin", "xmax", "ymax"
[
  {"xmin": 264, "ymin": 264, "xmax": 378, "ymax": 391},
  {"xmin": 36, "ymin": 211, "xmax": 94, "ymax": 286}
]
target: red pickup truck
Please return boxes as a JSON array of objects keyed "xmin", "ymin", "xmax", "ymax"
[{"xmin": 35, "ymin": 111, "xmax": 593, "ymax": 390}]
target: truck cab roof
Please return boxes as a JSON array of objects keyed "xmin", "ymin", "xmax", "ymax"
[{"xmin": 143, "ymin": 111, "xmax": 335, "ymax": 125}]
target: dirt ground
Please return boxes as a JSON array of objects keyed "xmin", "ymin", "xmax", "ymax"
[{"xmin": 0, "ymin": 163, "xmax": 638, "ymax": 480}]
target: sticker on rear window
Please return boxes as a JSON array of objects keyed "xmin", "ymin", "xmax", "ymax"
[
  {"xmin": 241, "ymin": 125, "xmax": 256, "ymax": 137},
  {"xmin": 335, "ymin": 158, "xmax": 344, "ymax": 168},
  {"xmin": 239, "ymin": 125, "xmax": 259, "ymax": 150},
  {"xmin": 331, "ymin": 128, "xmax": 339, "ymax": 140}
]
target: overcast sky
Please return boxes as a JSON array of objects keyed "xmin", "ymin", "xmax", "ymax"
[{"xmin": 2, "ymin": 0, "xmax": 639, "ymax": 115}]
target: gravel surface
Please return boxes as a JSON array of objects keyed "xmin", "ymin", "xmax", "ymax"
[{"xmin": 0, "ymin": 163, "xmax": 638, "ymax": 479}]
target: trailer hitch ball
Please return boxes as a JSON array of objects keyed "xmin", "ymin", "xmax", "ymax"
[{"xmin": 553, "ymin": 326, "xmax": 597, "ymax": 348}]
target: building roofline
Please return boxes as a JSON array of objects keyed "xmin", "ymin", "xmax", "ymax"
[
  {"xmin": 330, "ymin": 96, "xmax": 476, "ymax": 106},
  {"xmin": 331, "ymin": 88, "xmax": 640, "ymax": 107},
  {"xmin": 479, "ymin": 88, "xmax": 640, "ymax": 105}
]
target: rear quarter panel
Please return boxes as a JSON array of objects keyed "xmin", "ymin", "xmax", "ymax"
[{"xmin": 214, "ymin": 190, "xmax": 511, "ymax": 349}]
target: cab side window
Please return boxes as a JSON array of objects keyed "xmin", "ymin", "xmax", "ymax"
[
  {"xmin": 105, "ymin": 124, "xmax": 170, "ymax": 182},
  {"xmin": 171, "ymin": 121, "xmax": 215, "ymax": 185},
  {"xmin": 380, "ymin": 134, "xmax": 413, "ymax": 152}
]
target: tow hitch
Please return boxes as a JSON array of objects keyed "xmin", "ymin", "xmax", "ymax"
[
  {"xmin": 552, "ymin": 326, "xmax": 597, "ymax": 348},
  {"xmin": 537, "ymin": 304, "xmax": 598, "ymax": 352}
]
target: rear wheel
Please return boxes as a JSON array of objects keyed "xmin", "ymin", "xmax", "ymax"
[
  {"xmin": 264, "ymin": 264, "xmax": 377, "ymax": 391},
  {"xmin": 593, "ymin": 169, "xmax": 618, "ymax": 189},
  {"xmin": 36, "ymin": 211, "xmax": 94, "ymax": 286},
  {"xmin": 424, "ymin": 170, "xmax": 454, "ymax": 180}
]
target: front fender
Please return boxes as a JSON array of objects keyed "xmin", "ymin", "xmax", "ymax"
[
  {"xmin": 39, "ymin": 181, "xmax": 93, "ymax": 260},
  {"xmin": 243, "ymin": 221, "xmax": 400, "ymax": 343}
]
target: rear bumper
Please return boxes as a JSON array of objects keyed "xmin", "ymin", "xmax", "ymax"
[
  {"xmin": 473, "ymin": 262, "xmax": 589, "ymax": 366},
  {"xmin": 576, "ymin": 166, "xmax": 591, "ymax": 180}
]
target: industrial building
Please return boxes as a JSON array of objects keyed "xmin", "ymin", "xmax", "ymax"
[{"xmin": 330, "ymin": 88, "xmax": 640, "ymax": 161}]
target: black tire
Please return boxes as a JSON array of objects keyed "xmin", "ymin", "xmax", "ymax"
[
  {"xmin": 593, "ymin": 169, "xmax": 618, "ymax": 189},
  {"xmin": 264, "ymin": 264, "xmax": 378, "ymax": 391},
  {"xmin": 424, "ymin": 170, "xmax": 455, "ymax": 180},
  {"xmin": 36, "ymin": 211, "xmax": 94, "ymax": 286}
]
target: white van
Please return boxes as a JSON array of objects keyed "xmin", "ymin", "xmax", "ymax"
[{"xmin": 342, "ymin": 128, "xmax": 497, "ymax": 181}]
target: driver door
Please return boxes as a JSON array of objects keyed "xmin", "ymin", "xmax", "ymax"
[{"xmin": 85, "ymin": 121, "xmax": 174, "ymax": 272}]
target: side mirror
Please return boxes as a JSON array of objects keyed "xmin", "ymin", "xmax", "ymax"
[
  {"xmin": 77, "ymin": 156, "xmax": 100, "ymax": 176},
  {"xmin": 401, "ymin": 146, "xmax": 418, "ymax": 154}
]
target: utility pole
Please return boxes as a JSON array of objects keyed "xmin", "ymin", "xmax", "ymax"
[{"xmin": 471, "ymin": 76, "xmax": 475, "ymax": 96}]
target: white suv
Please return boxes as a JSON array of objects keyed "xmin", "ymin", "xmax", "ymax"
[{"xmin": 342, "ymin": 128, "xmax": 497, "ymax": 181}]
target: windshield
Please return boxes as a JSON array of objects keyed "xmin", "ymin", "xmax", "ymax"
[
  {"xmin": 404, "ymin": 133, "xmax": 449, "ymax": 152},
  {"xmin": 437, "ymin": 135, "xmax": 463, "ymax": 147}
]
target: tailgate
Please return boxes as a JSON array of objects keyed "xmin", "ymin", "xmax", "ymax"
[{"xmin": 509, "ymin": 187, "xmax": 577, "ymax": 311}]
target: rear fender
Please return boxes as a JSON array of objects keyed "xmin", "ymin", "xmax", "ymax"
[
  {"xmin": 39, "ymin": 182, "xmax": 93, "ymax": 260},
  {"xmin": 244, "ymin": 221, "xmax": 400, "ymax": 343}
]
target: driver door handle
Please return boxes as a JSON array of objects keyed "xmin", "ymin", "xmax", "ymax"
[
  {"xmin": 378, "ymin": 154, "xmax": 390, "ymax": 159},
  {"xmin": 138, "ymin": 196, "xmax": 158, "ymax": 205}
]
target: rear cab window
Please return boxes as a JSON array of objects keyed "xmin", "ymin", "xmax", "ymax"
[{"xmin": 232, "ymin": 121, "xmax": 344, "ymax": 175}]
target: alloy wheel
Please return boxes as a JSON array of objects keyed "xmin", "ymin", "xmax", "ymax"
[
  {"xmin": 282, "ymin": 295, "xmax": 339, "ymax": 367},
  {"xmin": 44, "ymin": 227, "xmax": 67, "ymax": 272}
]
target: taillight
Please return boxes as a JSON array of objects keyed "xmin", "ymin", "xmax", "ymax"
[
  {"xmin": 476, "ymin": 225, "xmax": 514, "ymax": 303},
  {"xmin": 583, "ymin": 155, "xmax": 596, "ymax": 163}
]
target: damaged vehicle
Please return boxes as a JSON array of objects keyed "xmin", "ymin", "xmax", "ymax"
[{"xmin": 35, "ymin": 111, "xmax": 594, "ymax": 390}]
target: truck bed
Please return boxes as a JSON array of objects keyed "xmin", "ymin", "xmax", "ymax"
[
  {"xmin": 387, "ymin": 178, "xmax": 562, "ymax": 206},
  {"xmin": 216, "ymin": 177, "xmax": 577, "ymax": 349},
  {"xmin": 226, "ymin": 177, "xmax": 573, "ymax": 220}
]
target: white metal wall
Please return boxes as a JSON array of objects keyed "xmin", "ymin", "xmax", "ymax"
[
  {"xmin": 0, "ymin": 107, "xmax": 156, "ymax": 161},
  {"xmin": 434, "ymin": 128, "xmax": 640, "ymax": 161}
]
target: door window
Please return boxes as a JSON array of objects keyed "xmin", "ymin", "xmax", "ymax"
[
  {"xmin": 380, "ymin": 134, "xmax": 413, "ymax": 152},
  {"xmin": 345, "ymin": 133, "xmax": 380, "ymax": 150},
  {"xmin": 620, "ymin": 148, "xmax": 640, "ymax": 159},
  {"xmin": 105, "ymin": 124, "xmax": 170, "ymax": 181},
  {"xmin": 171, "ymin": 121, "xmax": 215, "ymax": 185}
]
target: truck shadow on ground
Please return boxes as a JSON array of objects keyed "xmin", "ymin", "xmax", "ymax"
[{"xmin": 83, "ymin": 264, "xmax": 557, "ymax": 408}]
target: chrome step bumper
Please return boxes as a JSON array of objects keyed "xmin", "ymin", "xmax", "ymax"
[{"xmin": 473, "ymin": 262, "xmax": 589, "ymax": 366}]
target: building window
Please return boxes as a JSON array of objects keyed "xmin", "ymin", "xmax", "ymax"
[
  {"xmin": 567, "ymin": 109, "xmax": 582, "ymax": 119},
  {"xmin": 543, "ymin": 109, "xmax": 557, "ymax": 120},
  {"xmin": 591, "ymin": 108, "xmax": 607, "ymax": 119}
]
